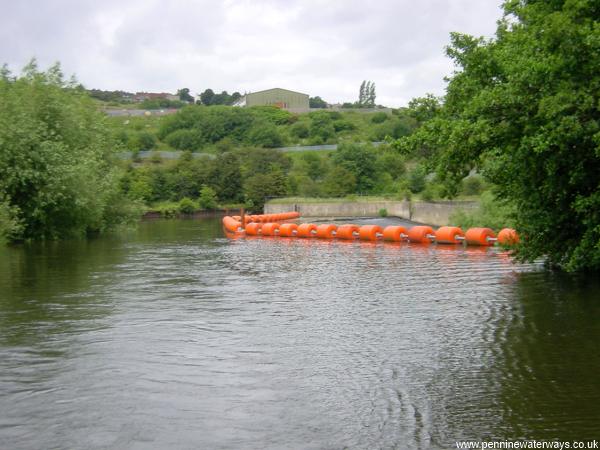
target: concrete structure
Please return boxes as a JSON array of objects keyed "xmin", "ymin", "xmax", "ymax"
[
  {"xmin": 265, "ymin": 200, "xmax": 479, "ymax": 226},
  {"xmin": 233, "ymin": 88, "xmax": 309, "ymax": 112}
]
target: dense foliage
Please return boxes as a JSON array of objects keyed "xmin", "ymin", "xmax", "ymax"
[
  {"xmin": 399, "ymin": 0, "xmax": 600, "ymax": 271},
  {"xmin": 0, "ymin": 62, "xmax": 140, "ymax": 241}
]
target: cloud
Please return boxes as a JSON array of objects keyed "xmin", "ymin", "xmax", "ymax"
[{"xmin": 0, "ymin": 0, "xmax": 502, "ymax": 106}]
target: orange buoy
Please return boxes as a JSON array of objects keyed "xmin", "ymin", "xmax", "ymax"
[
  {"xmin": 223, "ymin": 216, "xmax": 242, "ymax": 233},
  {"xmin": 260, "ymin": 222, "xmax": 280, "ymax": 236},
  {"xmin": 465, "ymin": 227, "xmax": 496, "ymax": 246},
  {"xmin": 359, "ymin": 225, "xmax": 383, "ymax": 241},
  {"xmin": 382, "ymin": 226, "xmax": 408, "ymax": 241},
  {"xmin": 407, "ymin": 225, "xmax": 435, "ymax": 244},
  {"xmin": 245, "ymin": 223, "xmax": 262, "ymax": 235},
  {"xmin": 336, "ymin": 224, "xmax": 360, "ymax": 240},
  {"xmin": 278, "ymin": 223, "xmax": 298, "ymax": 237},
  {"xmin": 435, "ymin": 226, "xmax": 465, "ymax": 244},
  {"xmin": 297, "ymin": 223, "xmax": 318, "ymax": 238},
  {"xmin": 316, "ymin": 224, "xmax": 338, "ymax": 239},
  {"xmin": 497, "ymin": 228, "xmax": 519, "ymax": 246}
]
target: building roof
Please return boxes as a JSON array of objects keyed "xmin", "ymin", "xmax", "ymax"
[{"xmin": 246, "ymin": 87, "xmax": 309, "ymax": 97}]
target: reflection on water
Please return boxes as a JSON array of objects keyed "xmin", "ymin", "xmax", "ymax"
[{"xmin": 0, "ymin": 218, "xmax": 598, "ymax": 449}]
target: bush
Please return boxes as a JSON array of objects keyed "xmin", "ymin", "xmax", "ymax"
[
  {"xmin": 198, "ymin": 186, "xmax": 218, "ymax": 210},
  {"xmin": 449, "ymin": 191, "xmax": 516, "ymax": 230},
  {"xmin": 371, "ymin": 112, "xmax": 388, "ymax": 123},
  {"xmin": 333, "ymin": 120, "xmax": 356, "ymax": 132},
  {"xmin": 0, "ymin": 197, "xmax": 22, "ymax": 244},
  {"xmin": 0, "ymin": 61, "xmax": 139, "ymax": 240},
  {"xmin": 247, "ymin": 123, "xmax": 284, "ymax": 148},
  {"xmin": 461, "ymin": 175, "xmax": 485, "ymax": 196},
  {"xmin": 178, "ymin": 197, "xmax": 197, "ymax": 214},
  {"xmin": 290, "ymin": 122, "xmax": 309, "ymax": 139},
  {"xmin": 165, "ymin": 128, "xmax": 204, "ymax": 151},
  {"xmin": 408, "ymin": 165, "xmax": 426, "ymax": 193},
  {"xmin": 378, "ymin": 208, "xmax": 388, "ymax": 217},
  {"xmin": 136, "ymin": 131, "xmax": 156, "ymax": 150}
]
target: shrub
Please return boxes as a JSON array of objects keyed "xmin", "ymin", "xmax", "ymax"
[
  {"xmin": 408, "ymin": 165, "xmax": 426, "ymax": 193},
  {"xmin": 290, "ymin": 122, "xmax": 309, "ymax": 139},
  {"xmin": 449, "ymin": 191, "xmax": 516, "ymax": 230},
  {"xmin": 178, "ymin": 197, "xmax": 197, "ymax": 214},
  {"xmin": 461, "ymin": 175, "xmax": 485, "ymax": 196},
  {"xmin": 247, "ymin": 123, "xmax": 284, "ymax": 148},
  {"xmin": 378, "ymin": 208, "xmax": 388, "ymax": 217},
  {"xmin": 333, "ymin": 120, "xmax": 356, "ymax": 132},
  {"xmin": 198, "ymin": 186, "xmax": 218, "ymax": 210},
  {"xmin": 165, "ymin": 128, "xmax": 204, "ymax": 151},
  {"xmin": 371, "ymin": 112, "xmax": 388, "ymax": 123}
]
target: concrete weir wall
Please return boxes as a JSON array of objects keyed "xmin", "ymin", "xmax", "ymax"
[{"xmin": 265, "ymin": 200, "xmax": 479, "ymax": 226}]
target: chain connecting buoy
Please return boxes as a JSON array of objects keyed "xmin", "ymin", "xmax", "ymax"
[
  {"xmin": 435, "ymin": 226, "xmax": 465, "ymax": 244},
  {"xmin": 465, "ymin": 227, "xmax": 497, "ymax": 246},
  {"xmin": 336, "ymin": 224, "xmax": 360, "ymax": 240}
]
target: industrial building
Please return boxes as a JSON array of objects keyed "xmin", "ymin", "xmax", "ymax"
[{"xmin": 233, "ymin": 88, "xmax": 309, "ymax": 112}]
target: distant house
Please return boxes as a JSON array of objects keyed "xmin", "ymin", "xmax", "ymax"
[
  {"xmin": 133, "ymin": 92, "xmax": 179, "ymax": 102},
  {"xmin": 233, "ymin": 88, "xmax": 309, "ymax": 112}
]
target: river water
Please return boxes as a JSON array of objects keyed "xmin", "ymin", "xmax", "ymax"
[{"xmin": 0, "ymin": 218, "xmax": 599, "ymax": 449}]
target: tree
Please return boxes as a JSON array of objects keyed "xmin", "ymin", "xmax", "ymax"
[
  {"xmin": 198, "ymin": 186, "xmax": 218, "ymax": 209},
  {"xmin": 331, "ymin": 143, "xmax": 377, "ymax": 192},
  {"xmin": 199, "ymin": 88, "xmax": 215, "ymax": 105},
  {"xmin": 177, "ymin": 87, "xmax": 194, "ymax": 103},
  {"xmin": 309, "ymin": 96, "xmax": 327, "ymax": 108},
  {"xmin": 398, "ymin": 0, "xmax": 600, "ymax": 272},
  {"xmin": 358, "ymin": 80, "xmax": 376, "ymax": 106},
  {"xmin": 367, "ymin": 82, "xmax": 376, "ymax": 107},
  {"xmin": 359, "ymin": 81, "xmax": 366, "ymax": 106},
  {"xmin": 243, "ymin": 170, "xmax": 287, "ymax": 210},
  {"xmin": 0, "ymin": 61, "xmax": 139, "ymax": 240},
  {"xmin": 407, "ymin": 93, "xmax": 441, "ymax": 123}
]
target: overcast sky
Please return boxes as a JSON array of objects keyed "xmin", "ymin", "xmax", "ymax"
[{"xmin": 1, "ymin": 0, "xmax": 504, "ymax": 107}]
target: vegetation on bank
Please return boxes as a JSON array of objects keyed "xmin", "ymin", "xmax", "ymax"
[
  {"xmin": 0, "ymin": 62, "xmax": 142, "ymax": 242},
  {"xmin": 105, "ymin": 104, "xmax": 417, "ymax": 154},
  {"xmin": 396, "ymin": 0, "xmax": 600, "ymax": 272}
]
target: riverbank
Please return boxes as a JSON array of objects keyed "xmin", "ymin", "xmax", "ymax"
[{"xmin": 264, "ymin": 199, "xmax": 479, "ymax": 226}]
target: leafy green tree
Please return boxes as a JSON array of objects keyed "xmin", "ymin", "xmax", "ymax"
[
  {"xmin": 290, "ymin": 121, "xmax": 309, "ymax": 138},
  {"xmin": 371, "ymin": 112, "xmax": 388, "ymax": 123},
  {"xmin": 408, "ymin": 165, "xmax": 426, "ymax": 194},
  {"xmin": 209, "ymin": 152, "xmax": 242, "ymax": 201},
  {"xmin": 0, "ymin": 61, "xmax": 139, "ymax": 240},
  {"xmin": 247, "ymin": 122, "xmax": 284, "ymax": 148},
  {"xmin": 407, "ymin": 94, "xmax": 441, "ymax": 124},
  {"xmin": 199, "ymin": 89, "xmax": 215, "ymax": 105},
  {"xmin": 177, "ymin": 87, "xmax": 194, "ymax": 103},
  {"xmin": 178, "ymin": 197, "xmax": 197, "ymax": 214},
  {"xmin": 398, "ymin": 0, "xmax": 600, "ymax": 271},
  {"xmin": 322, "ymin": 166, "xmax": 356, "ymax": 197},
  {"xmin": 243, "ymin": 170, "xmax": 287, "ymax": 210},
  {"xmin": 309, "ymin": 96, "xmax": 327, "ymax": 108},
  {"xmin": 331, "ymin": 143, "xmax": 377, "ymax": 192},
  {"xmin": 198, "ymin": 186, "xmax": 218, "ymax": 209}
]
